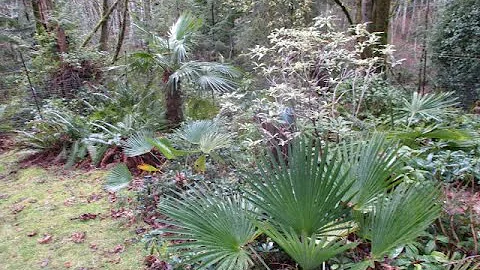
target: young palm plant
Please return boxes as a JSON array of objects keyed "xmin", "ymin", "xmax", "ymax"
[
  {"xmin": 396, "ymin": 91, "xmax": 458, "ymax": 127},
  {"xmin": 131, "ymin": 13, "xmax": 241, "ymax": 127},
  {"xmin": 339, "ymin": 133, "xmax": 403, "ymax": 210},
  {"xmin": 355, "ymin": 183, "xmax": 441, "ymax": 261},
  {"xmin": 158, "ymin": 187, "xmax": 258, "ymax": 270},
  {"xmin": 244, "ymin": 138, "xmax": 357, "ymax": 270}
]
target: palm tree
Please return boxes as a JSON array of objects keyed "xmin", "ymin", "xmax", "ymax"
[{"xmin": 131, "ymin": 13, "xmax": 240, "ymax": 127}]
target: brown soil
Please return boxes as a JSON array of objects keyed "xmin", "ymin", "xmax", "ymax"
[
  {"xmin": 18, "ymin": 144, "xmax": 166, "ymax": 173},
  {"xmin": 0, "ymin": 133, "xmax": 15, "ymax": 154}
]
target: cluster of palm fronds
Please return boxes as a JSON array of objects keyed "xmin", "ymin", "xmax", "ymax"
[{"xmin": 152, "ymin": 134, "xmax": 446, "ymax": 269}]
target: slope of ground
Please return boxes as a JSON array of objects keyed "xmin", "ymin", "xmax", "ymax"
[{"xmin": 0, "ymin": 150, "xmax": 144, "ymax": 269}]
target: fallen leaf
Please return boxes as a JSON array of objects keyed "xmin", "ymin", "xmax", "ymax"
[
  {"xmin": 40, "ymin": 258, "xmax": 49, "ymax": 268},
  {"xmin": 64, "ymin": 261, "xmax": 72, "ymax": 268},
  {"xmin": 135, "ymin": 227, "xmax": 147, "ymax": 234},
  {"xmin": 112, "ymin": 244, "xmax": 124, "ymax": 254},
  {"xmin": 27, "ymin": 231, "xmax": 38, "ymax": 237},
  {"xmin": 71, "ymin": 213, "xmax": 98, "ymax": 221},
  {"xmin": 71, "ymin": 232, "xmax": 86, "ymax": 243},
  {"xmin": 111, "ymin": 208, "xmax": 126, "ymax": 219},
  {"xmin": 108, "ymin": 256, "xmax": 121, "ymax": 264},
  {"xmin": 63, "ymin": 198, "xmax": 75, "ymax": 206},
  {"xmin": 38, "ymin": 234, "xmax": 53, "ymax": 244},
  {"xmin": 144, "ymin": 255, "xmax": 172, "ymax": 270},
  {"xmin": 137, "ymin": 163, "xmax": 160, "ymax": 172},
  {"xmin": 89, "ymin": 243, "xmax": 98, "ymax": 250},
  {"xmin": 108, "ymin": 192, "xmax": 117, "ymax": 203},
  {"xmin": 11, "ymin": 204, "xmax": 25, "ymax": 214},
  {"xmin": 87, "ymin": 193, "xmax": 102, "ymax": 203}
]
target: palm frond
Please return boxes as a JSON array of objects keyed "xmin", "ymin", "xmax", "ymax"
[
  {"xmin": 245, "ymin": 137, "xmax": 353, "ymax": 237},
  {"xmin": 169, "ymin": 62, "xmax": 240, "ymax": 93},
  {"xmin": 158, "ymin": 187, "xmax": 258, "ymax": 270},
  {"xmin": 261, "ymin": 223, "xmax": 357, "ymax": 270},
  {"xmin": 198, "ymin": 131, "xmax": 232, "ymax": 154},
  {"xmin": 175, "ymin": 120, "xmax": 232, "ymax": 154},
  {"xmin": 175, "ymin": 120, "xmax": 219, "ymax": 145},
  {"xmin": 168, "ymin": 12, "xmax": 202, "ymax": 64},
  {"xmin": 340, "ymin": 133, "xmax": 402, "ymax": 209},
  {"xmin": 396, "ymin": 92, "xmax": 459, "ymax": 126},
  {"xmin": 121, "ymin": 130, "xmax": 154, "ymax": 157},
  {"xmin": 357, "ymin": 183, "xmax": 441, "ymax": 259},
  {"xmin": 105, "ymin": 163, "xmax": 133, "ymax": 192}
]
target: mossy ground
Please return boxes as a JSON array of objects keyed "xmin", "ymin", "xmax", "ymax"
[{"xmin": 0, "ymin": 150, "xmax": 144, "ymax": 269}]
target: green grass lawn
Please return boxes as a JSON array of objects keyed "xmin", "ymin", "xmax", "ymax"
[{"xmin": 0, "ymin": 150, "xmax": 144, "ymax": 269}]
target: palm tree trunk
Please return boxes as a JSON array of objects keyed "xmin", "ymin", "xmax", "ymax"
[{"xmin": 165, "ymin": 85, "xmax": 184, "ymax": 127}]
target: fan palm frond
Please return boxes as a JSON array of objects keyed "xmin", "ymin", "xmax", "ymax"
[
  {"xmin": 169, "ymin": 62, "xmax": 240, "ymax": 93},
  {"xmin": 245, "ymin": 137, "xmax": 353, "ymax": 237},
  {"xmin": 121, "ymin": 130, "xmax": 154, "ymax": 157},
  {"xmin": 168, "ymin": 12, "xmax": 202, "ymax": 64},
  {"xmin": 159, "ymin": 187, "xmax": 258, "ymax": 270},
  {"xmin": 340, "ymin": 133, "xmax": 402, "ymax": 209},
  {"xmin": 396, "ymin": 92, "xmax": 458, "ymax": 126},
  {"xmin": 261, "ymin": 223, "xmax": 357, "ymax": 270},
  {"xmin": 198, "ymin": 131, "xmax": 232, "ymax": 154},
  {"xmin": 358, "ymin": 183, "xmax": 441, "ymax": 259},
  {"xmin": 175, "ymin": 120, "xmax": 219, "ymax": 145},
  {"xmin": 175, "ymin": 120, "xmax": 232, "ymax": 154},
  {"xmin": 105, "ymin": 163, "xmax": 133, "ymax": 192}
]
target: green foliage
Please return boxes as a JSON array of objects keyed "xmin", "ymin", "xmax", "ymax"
[
  {"xmin": 18, "ymin": 100, "xmax": 89, "ymax": 150},
  {"xmin": 159, "ymin": 187, "xmax": 258, "ymax": 269},
  {"xmin": 431, "ymin": 0, "xmax": 480, "ymax": 107},
  {"xmin": 185, "ymin": 96, "xmax": 220, "ymax": 120},
  {"xmin": 121, "ymin": 130, "xmax": 155, "ymax": 157},
  {"xmin": 244, "ymin": 138, "xmax": 354, "ymax": 269},
  {"xmin": 175, "ymin": 119, "xmax": 232, "ymax": 154},
  {"xmin": 245, "ymin": 138, "xmax": 352, "ymax": 236},
  {"xmin": 340, "ymin": 134, "xmax": 402, "ymax": 210},
  {"xmin": 105, "ymin": 163, "xmax": 133, "ymax": 192},
  {"xmin": 396, "ymin": 92, "xmax": 459, "ymax": 127},
  {"xmin": 261, "ymin": 224, "xmax": 356, "ymax": 270},
  {"xmin": 357, "ymin": 184, "xmax": 441, "ymax": 259}
]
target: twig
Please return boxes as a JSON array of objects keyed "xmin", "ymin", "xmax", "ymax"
[
  {"xmin": 248, "ymin": 245, "xmax": 271, "ymax": 270},
  {"xmin": 18, "ymin": 50, "xmax": 42, "ymax": 119}
]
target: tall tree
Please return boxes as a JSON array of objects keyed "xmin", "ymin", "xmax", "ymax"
[
  {"xmin": 99, "ymin": 0, "xmax": 110, "ymax": 51},
  {"xmin": 333, "ymin": 0, "xmax": 392, "ymax": 58},
  {"xmin": 31, "ymin": 0, "xmax": 68, "ymax": 53},
  {"xmin": 112, "ymin": 0, "xmax": 129, "ymax": 63}
]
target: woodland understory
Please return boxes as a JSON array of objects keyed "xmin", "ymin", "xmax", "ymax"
[{"xmin": 1, "ymin": 0, "xmax": 480, "ymax": 269}]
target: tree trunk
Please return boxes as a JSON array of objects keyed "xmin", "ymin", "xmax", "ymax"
[
  {"xmin": 372, "ymin": 0, "xmax": 392, "ymax": 46},
  {"xmin": 31, "ymin": 0, "xmax": 68, "ymax": 54},
  {"xmin": 111, "ymin": 0, "xmax": 129, "ymax": 63},
  {"xmin": 165, "ymin": 84, "xmax": 184, "ymax": 127},
  {"xmin": 80, "ymin": 0, "xmax": 120, "ymax": 48},
  {"xmin": 99, "ymin": 0, "xmax": 110, "ymax": 51},
  {"xmin": 31, "ymin": 0, "xmax": 45, "ymax": 35},
  {"xmin": 401, "ymin": 0, "xmax": 408, "ymax": 36},
  {"xmin": 142, "ymin": 0, "xmax": 151, "ymax": 26}
]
